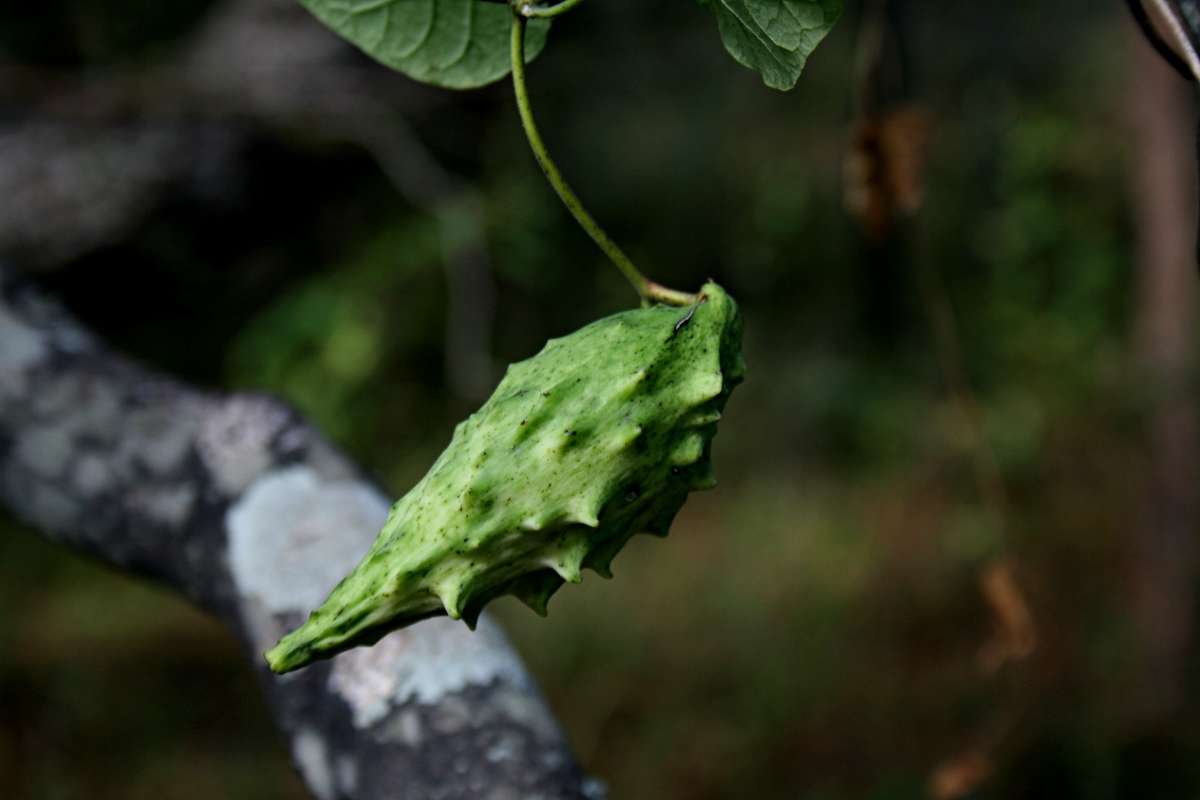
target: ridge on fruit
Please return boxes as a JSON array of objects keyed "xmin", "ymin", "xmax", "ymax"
[{"xmin": 266, "ymin": 282, "xmax": 744, "ymax": 673}]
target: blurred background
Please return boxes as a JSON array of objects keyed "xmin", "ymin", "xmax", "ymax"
[{"xmin": 2, "ymin": 0, "xmax": 1198, "ymax": 797}]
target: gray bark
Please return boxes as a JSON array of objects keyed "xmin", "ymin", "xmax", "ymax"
[
  {"xmin": 0, "ymin": 264, "xmax": 600, "ymax": 800},
  {"xmin": 0, "ymin": 0, "xmax": 498, "ymax": 404}
]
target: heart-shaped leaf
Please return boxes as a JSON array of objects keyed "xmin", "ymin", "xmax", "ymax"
[
  {"xmin": 298, "ymin": 0, "xmax": 550, "ymax": 89},
  {"xmin": 702, "ymin": 0, "xmax": 840, "ymax": 90}
]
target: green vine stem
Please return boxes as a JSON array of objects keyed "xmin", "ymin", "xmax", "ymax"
[
  {"xmin": 518, "ymin": 0, "xmax": 587, "ymax": 20},
  {"xmin": 510, "ymin": 12, "xmax": 696, "ymax": 307}
]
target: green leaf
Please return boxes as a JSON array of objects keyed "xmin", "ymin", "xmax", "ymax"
[
  {"xmin": 297, "ymin": 0, "xmax": 550, "ymax": 90},
  {"xmin": 701, "ymin": 0, "xmax": 840, "ymax": 90},
  {"xmin": 745, "ymin": 0, "xmax": 830, "ymax": 51}
]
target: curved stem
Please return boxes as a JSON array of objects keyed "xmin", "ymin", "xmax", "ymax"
[
  {"xmin": 519, "ymin": 0, "xmax": 587, "ymax": 19},
  {"xmin": 509, "ymin": 14, "xmax": 696, "ymax": 307}
]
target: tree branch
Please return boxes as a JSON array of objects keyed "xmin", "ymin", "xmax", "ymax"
[
  {"xmin": 0, "ymin": 0, "xmax": 500, "ymax": 404},
  {"xmin": 0, "ymin": 264, "xmax": 600, "ymax": 800},
  {"xmin": 1126, "ymin": 24, "xmax": 1200, "ymax": 724}
]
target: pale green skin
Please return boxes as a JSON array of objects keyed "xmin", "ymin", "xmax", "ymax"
[{"xmin": 266, "ymin": 282, "xmax": 744, "ymax": 673}]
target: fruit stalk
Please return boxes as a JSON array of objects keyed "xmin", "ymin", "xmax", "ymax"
[{"xmin": 510, "ymin": 13, "xmax": 696, "ymax": 307}]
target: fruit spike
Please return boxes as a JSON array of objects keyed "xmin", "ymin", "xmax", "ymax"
[{"xmin": 265, "ymin": 282, "xmax": 745, "ymax": 673}]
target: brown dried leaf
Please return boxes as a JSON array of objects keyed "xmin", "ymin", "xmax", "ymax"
[
  {"xmin": 930, "ymin": 749, "xmax": 993, "ymax": 800},
  {"xmin": 977, "ymin": 558, "xmax": 1037, "ymax": 673},
  {"xmin": 844, "ymin": 105, "xmax": 931, "ymax": 240}
]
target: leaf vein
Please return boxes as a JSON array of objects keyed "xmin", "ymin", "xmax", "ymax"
[{"xmin": 720, "ymin": 0, "xmax": 791, "ymax": 73}]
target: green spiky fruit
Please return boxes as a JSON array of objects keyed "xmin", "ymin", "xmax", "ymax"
[{"xmin": 265, "ymin": 282, "xmax": 744, "ymax": 673}]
